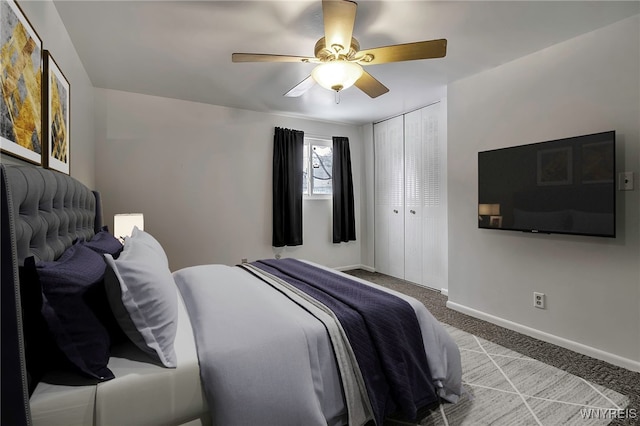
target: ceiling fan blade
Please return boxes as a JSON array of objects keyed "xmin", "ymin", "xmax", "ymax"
[
  {"xmin": 358, "ymin": 39, "xmax": 447, "ymax": 65},
  {"xmin": 284, "ymin": 76, "xmax": 316, "ymax": 97},
  {"xmin": 322, "ymin": 0, "xmax": 357, "ymax": 56},
  {"xmin": 232, "ymin": 53, "xmax": 316, "ymax": 63},
  {"xmin": 355, "ymin": 71, "xmax": 389, "ymax": 98}
]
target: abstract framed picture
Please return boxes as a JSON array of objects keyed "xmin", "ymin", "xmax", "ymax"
[
  {"xmin": 43, "ymin": 51, "xmax": 70, "ymax": 174},
  {"xmin": 537, "ymin": 146, "xmax": 572, "ymax": 186},
  {"xmin": 0, "ymin": 0, "xmax": 43, "ymax": 164},
  {"xmin": 581, "ymin": 141, "xmax": 614, "ymax": 184}
]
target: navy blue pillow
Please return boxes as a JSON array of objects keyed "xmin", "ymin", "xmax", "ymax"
[
  {"xmin": 35, "ymin": 244, "xmax": 115, "ymax": 381},
  {"xmin": 83, "ymin": 226, "xmax": 123, "ymax": 257},
  {"xmin": 19, "ymin": 261, "xmax": 65, "ymax": 394}
]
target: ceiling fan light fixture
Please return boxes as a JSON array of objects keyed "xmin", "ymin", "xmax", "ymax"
[{"xmin": 311, "ymin": 61, "xmax": 363, "ymax": 92}]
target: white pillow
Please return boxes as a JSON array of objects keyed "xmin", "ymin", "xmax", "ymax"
[
  {"xmin": 129, "ymin": 226, "xmax": 169, "ymax": 266},
  {"xmin": 104, "ymin": 236, "xmax": 177, "ymax": 367}
]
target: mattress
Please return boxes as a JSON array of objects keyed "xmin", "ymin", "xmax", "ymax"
[{"xmin": 30, "ymin": 285, "xmax": 207, "ymax": 426}]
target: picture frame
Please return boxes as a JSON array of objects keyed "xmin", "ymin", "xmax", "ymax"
[
  {"xmin": 43, "ymin": 50, "xmax": 70, "ymax": 174},
  {"xmin": 581, "ymin": 141, "xmax": 614, "ymax": 183},
  {"xmin": 0, "ymin": 0, "xmax": 43, "ymax": 164},
  {"xmin": 489, "ymin": 215, "xmax": 502, "ymax": 228},
  {"xmin": 537, "ymin": 146, "xmax": 572, "ymax": 186}
]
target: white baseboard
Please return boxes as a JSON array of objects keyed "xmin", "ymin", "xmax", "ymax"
[
  {"xmin": 335, "ymin": 264, "xmax": 376, "ymax": 272},
  {"xmin": 446, "ymin": 301, "xmax": 640, "ymax": 373},
  {"xmin": 440, "ymin": 288, "xmax": 449, "ymax": 297}
]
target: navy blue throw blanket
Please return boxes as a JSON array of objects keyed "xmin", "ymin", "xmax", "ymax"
[{"xmin": 251, "ymin": 258, "xmax": 438, "ymax": 425}]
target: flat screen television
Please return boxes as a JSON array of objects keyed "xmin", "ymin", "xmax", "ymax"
[{"xmin": 478, "ymin": 130, "xmax": 616, "ymax": 238}]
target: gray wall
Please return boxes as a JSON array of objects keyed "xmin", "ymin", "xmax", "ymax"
[
  {"xmin": 94, "ymin": 88, "xmax": 364, "ymax": 271},
  {"xmin": 2, "ymin": 0, "xmax": 96, "ymax": 187},
  {"xmin": 447, "ymin": 16, "xmax": 639, "ymax": 369}
]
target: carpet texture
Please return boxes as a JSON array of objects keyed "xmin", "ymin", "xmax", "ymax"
[{"xmin": 344, "ymin": 269, "xmax": 639, "ymax": 426}]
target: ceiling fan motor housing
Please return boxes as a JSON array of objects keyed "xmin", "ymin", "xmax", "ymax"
[{"xmin": 315, "ymin": 37, "xmax": 361, "ymax": 62}]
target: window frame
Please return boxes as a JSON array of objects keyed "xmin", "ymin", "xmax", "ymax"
[{"xmin": 303, "ymin": 137, "xmax": 333, "ymax": 199}]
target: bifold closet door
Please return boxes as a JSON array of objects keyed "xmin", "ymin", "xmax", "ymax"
[
  {"xmin": 403, "ymin": 109, "xmax": 423, "ymax": 284},
  {"xmin": 398, "ymin": 102, "xmax": 446, "ymax": 289},
  {"xmin": 419, "ymin": 102, "xmax": 446, "ymax": 290},
  {"xmin": 374, "ymin": 115, "xmax": 404, "ymax": 279}
]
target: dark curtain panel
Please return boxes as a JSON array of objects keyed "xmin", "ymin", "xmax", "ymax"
[
  {"xmin": 332, "ymin": 136, "xmax": 356, "ymax": 243},
  {"xmin": 272, "ymin": 127, "xmax": 304, "ymax": 247}
]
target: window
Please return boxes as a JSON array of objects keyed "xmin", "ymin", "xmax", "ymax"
[{"xmin": 302, "ymin": 138, "xmax": 332, "ymax": 197}]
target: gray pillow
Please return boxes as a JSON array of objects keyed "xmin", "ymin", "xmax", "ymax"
[{"xmin": 104, "ymin": 236, "xmax": 177, "ymax": 367}]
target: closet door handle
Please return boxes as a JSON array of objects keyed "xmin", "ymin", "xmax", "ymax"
[
  {"xmin": 410, "ymin": 210, "xmax": 416, "ymax": 214},
  {"xmin": 393, "ymin": 209, "xmax": 398, "ymax": 214}
]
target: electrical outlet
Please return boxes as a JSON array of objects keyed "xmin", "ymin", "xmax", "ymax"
[
  {"xmin": 533, "ymin": 292, "xmax": 545, "ymax": 309},
  {"xmin": 618, "ymin": 172, "xmax": 634, "ymax": 191},
  {"xmin": 241, "ymin": 258, "xmax": 248, "ymax": 264}
]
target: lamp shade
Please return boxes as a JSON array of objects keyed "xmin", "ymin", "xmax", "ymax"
[
  {"xmin": 478, "ymin": 204, "xmax": 501, "ymax": 216},
  {"xmin": 114, "ymin": 213, "xmax": 144, "ymax": 239},
  {"xmin": 311, "ymin": 61, "xmax": 363, "ymax": 92}
]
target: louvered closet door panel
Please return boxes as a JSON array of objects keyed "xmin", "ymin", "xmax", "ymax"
[
  {"xmin": 374, "ymin": 116, "xmax": 404, "ymax": 279},
  {"xmin": 386, "ymin": 116, "xmax": 405, "ymax": 280},
  {"xmin": 404, "ymin": 109, "xmax": 423, "ymax": 285},
  {"xmin": 421, "ymin": 102, "xmax": 447, "ymax": 290},
  {"xmin": 374, "ymin": 121, "xmax": 390, "ymax": 275}
]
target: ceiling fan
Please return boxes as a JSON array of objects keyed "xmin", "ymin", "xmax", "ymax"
[{"xmin": 232, "ymin": 0, "xmax": 447, "ymax": 99}]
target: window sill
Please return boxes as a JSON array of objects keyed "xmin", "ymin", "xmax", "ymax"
[{"xmin": 304, "ymin": 194, "xmax": 332, "ymax": 201}]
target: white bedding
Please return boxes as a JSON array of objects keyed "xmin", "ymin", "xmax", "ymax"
[
  {"xmin": 174, "ymin": 264, "xmax": 350, "ymax": 426},
  {"xmin": 30, "ymin": 286, "xmax": 207, "ymax": 426},
  {"xmin": 174, "ymin": 261, "xmax": 463, "ymax": 426}
]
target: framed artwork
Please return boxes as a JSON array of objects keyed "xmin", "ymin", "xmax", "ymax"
[
  {"xmin": 0, "ymin": 0, "xmax": 43, "ymax": 164},
  {"xmin": 43, "ymin": 50, "xmax": 70, "ymax": 174},
  {"xmin": 489, "ymin": 215, "xmax": 502, "ymax": 228},
  {"xmin": 581, "ymin": 141, "xmax": 614, "ymax": 183},
  {"xmin": 537, "ymin": 146, "xmax": 572, "ymax": 186}
]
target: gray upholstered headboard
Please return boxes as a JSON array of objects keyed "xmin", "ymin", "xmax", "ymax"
[
  {"xmin": 2, "ymin": 164, "xmax": 102, "ymax": 264},
  {"xmin": 1, "ymin": 164, "xmax": 103, "ymax": 425}
]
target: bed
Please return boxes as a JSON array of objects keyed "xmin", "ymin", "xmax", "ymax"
[{"xmin": 1, "ymin": 163, "xmax": 463, "ymax": 426}]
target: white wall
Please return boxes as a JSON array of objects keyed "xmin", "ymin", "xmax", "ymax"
[
  {"xmin": 94, "ymin": 88, "xmax": 364, "ymax": 271},
  {"xmin": 448, "ymin": 16, "xmax": 640, "ymax": 370},
  {"xmin": 2, "ymin": 0, "xmax": 96, "ymax": 187}
]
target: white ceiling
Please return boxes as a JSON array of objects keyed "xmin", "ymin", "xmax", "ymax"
[{"xmin": 53, "ymin": 1, "xmax": 639, "ymax": 125}]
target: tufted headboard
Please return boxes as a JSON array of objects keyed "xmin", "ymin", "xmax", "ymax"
[{"xmin": 1, "ymin": 164, "xmax": 103, "ymax": 426}]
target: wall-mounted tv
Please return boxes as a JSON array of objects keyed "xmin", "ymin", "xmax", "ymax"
[{"xmin": 478, "ymin": 131, "xmax": 616, "ymax": 238}]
